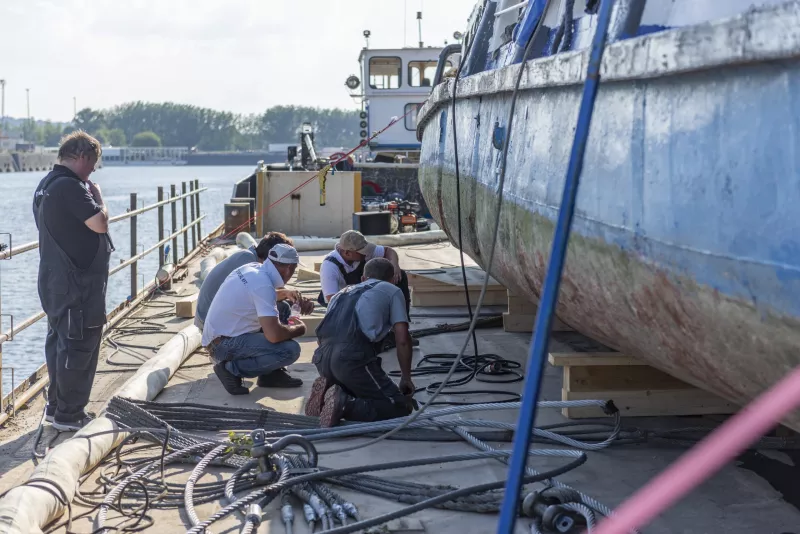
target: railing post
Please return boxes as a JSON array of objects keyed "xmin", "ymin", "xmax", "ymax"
[
  {"xmin": 181, "ymin": 182, "xmax": 188, "ymax": 259},
  {"xmin": 157, "ymin": 186, "xmax": 165, "ymax": 268},
  {"xmin": 130, "ymin": 193, "xmax": 137, "ymax": 298},
  {"xmin": 194, "ymin": 179, "xmax": 202, "ymax": 242},
  {"xmin": 170, "ymin": 184, "xmax": 178, "ymax": 265},
  {"xmin": 190, "ymin": 182, "xmax": 197, "ymax": 250}
]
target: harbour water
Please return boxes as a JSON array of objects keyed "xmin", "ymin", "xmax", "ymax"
[{"xmin": 0, "ymin": 165, "xmax": 254, "ymax": 394}]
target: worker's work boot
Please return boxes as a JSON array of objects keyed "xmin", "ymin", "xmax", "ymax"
[
  {"xmin": 318, "ymin": 385, "xmax": 349, "ymax": 428},
  {"xmin": 305, "ymin": 376, "xmax": 330, "ymax": 417},
  {"xmin": 257, "ymin": 368, "xmax": 302, "ymax": 388},
  {"xmin": 214, "ymin": 363, "xmax": 249, "ymax": 395}
]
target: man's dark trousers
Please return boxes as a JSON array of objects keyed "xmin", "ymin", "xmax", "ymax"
[{"xmin": 312, "ymin": 283, "xmax": 411, "ymax": 422}]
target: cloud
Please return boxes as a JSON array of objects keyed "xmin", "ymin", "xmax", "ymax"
[{"xmin": 0, "ymin": 0, "xmax": 475, "ymax": 121}]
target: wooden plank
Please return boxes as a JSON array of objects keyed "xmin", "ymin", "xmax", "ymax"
[
  {"xmin": 175, "ymin": 293, "xmax": 199, "ymax": 318},
  {"xmin": 561, "ymin": 388, "xmax": 739, "ymax": 418},
  {"xmin": 314, "ymin": 261, "xmax": 322, "ymax": 272},
  {"xmin": 295, "ymin": 267, "xmax": 321, "ymax": 282},
  {"xmin": 407, "ymin": 266, "xmax": 503, "ymax": 291},
  {"xmin": 564, "ymin": 365, "xmax": 692, "ymax": 392},
  {"xmin": 411, "ymin": 288, "xmax": 507, "ymax": 307},
  {"xmin": 503, "ymin": 312, "xmax": 571, "ymax": 333},
  {"xmin": 548, "ymin": 352, "xmax": 644, "ymax": 367}
]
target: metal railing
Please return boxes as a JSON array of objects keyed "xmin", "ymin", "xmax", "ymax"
[{"xmin": 0, "ymin": 179, "xmax": 208, "ymax": 414}]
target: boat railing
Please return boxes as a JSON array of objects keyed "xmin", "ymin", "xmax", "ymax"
[{"xmin": 0, "ymin": 179, "xmax": 212, "ymax": 420}]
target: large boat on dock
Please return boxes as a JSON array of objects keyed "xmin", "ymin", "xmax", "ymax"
[{"xmin": 416, "ymin": 0, "xmax": 800, "ymax": 431}]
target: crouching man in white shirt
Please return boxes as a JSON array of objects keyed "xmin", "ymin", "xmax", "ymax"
[{"xmin": 201, "ymin": 244, "xmax": 312, "ymax": 395}]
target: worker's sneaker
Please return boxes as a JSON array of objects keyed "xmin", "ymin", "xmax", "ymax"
[
  {"xmin": 305, "ymin": 376, "xmax": 330, "ymax": 417},
  {"xmin": 213, "ymin": 363, "xmax": 249, "ymax": 395},
  {"xmin": 44, "ymin": 404, "xmax": 56, "ymax": 423},
  {"xmin": 318, "ymin": 385, "xmax": 348, "ymax": 428},
  {"xmin": 52, "ymin": 414, "xmax": 95, "ymax": 432},
  {"xmin": 257, "ymin": 368, "xmax": 302, "ymax": 388}
]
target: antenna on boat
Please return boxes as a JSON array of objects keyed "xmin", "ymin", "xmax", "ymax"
[
  {"xmin": 417, "ymin": 11, "xmax": 423, "ymax": 47},
  {"xmin": 363, "ymin": 29, "xmax": 371, "ymax": 49}
]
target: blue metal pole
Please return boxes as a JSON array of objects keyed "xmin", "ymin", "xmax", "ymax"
[{"xmin": 496, "ymin": 0, "xmax": 617, "ymax": 532}]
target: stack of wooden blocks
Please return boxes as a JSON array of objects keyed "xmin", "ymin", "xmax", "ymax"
[
  {"xmin": 503, "ymin": 290, "xmax": 571, "ymax": 333},
  {"xmin": 548, "ymin": 348, "xmax": 739, "ymax": 419},
  {"xmin": 406, "ymin": 267, "xmax": 507, "ymax": 307}
]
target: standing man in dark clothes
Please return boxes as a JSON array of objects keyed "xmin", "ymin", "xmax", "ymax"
[{"xmin": 32, "ymin": 131, "xmax": 112, "ymax": 431}]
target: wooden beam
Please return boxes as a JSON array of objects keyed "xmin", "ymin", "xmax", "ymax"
[
  {"xmin": 548, "ymin": 352, "xmax": 643, "ymax": 367},
  {"xmin": 296, "ymin": 267, "xmax": 321, "ymax": 282},
  {"xmin": 561, "ymin": 388, "xmax": 739, "ymax": 418},
  {"xmin": 175, "ymin": 293, "xmax": 199, "ymax": 318},
  {"xmin": 411, "ymin": 289, "xmax": 507, "ymax": 307}
]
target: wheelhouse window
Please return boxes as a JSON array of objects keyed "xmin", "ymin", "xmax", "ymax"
[
  {"xmin": 369, "ymin": 57, "xmax": 401, "ymax": 89},
  {"xmin": 408, "ymin": 60, "xmax": 452, "ymax": 87},
  {"xmin": 404, "ymin": 103, "xmax": 424, "ymax": 130}
]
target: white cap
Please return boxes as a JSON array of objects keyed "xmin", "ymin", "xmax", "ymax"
[{"xmin": 268, "ymin": 243, "xmax": 300, "ymax": 264}]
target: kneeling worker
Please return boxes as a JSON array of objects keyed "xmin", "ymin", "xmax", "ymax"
[
  {"xmin": 307, "ymin": 257, "xmax": 415, "ymax": 427},
  {"xmin": 318, "ymin": 230, "xmax": 411, "ymax": 317},
  {"xmin": 195, "ymin": 231, "xmax": 307, "ymax": 330},
  {"xmin": 201, "ymin": 244, "xmax": 309, "ymax": 395}
]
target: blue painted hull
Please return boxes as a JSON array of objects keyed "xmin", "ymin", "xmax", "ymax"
[{"xmin": 417, "ymin": 2, "xmax": 800, "ymax": 429}]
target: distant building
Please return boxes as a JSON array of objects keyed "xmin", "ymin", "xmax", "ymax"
[{"xmin": 102, "ymin": 146, "xmax": 188, "ymax": 166}]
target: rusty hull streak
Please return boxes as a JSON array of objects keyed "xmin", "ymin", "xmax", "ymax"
[{"xmin": 420, "ymin": 168, "xmax": 800, "ymax": 431}]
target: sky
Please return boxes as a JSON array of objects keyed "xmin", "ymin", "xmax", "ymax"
[{"xmin": 0, "ymin": 0, "xmax": 476, "ymax": 122}]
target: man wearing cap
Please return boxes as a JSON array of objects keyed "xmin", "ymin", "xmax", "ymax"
[
  {"xmin": 318, "ymin": 230, "xmax": 411, "ymax": 317},
  {"xmin": 201, "ymin": 244, "xmax": 309, "ymax": 395},
  {"xmin": 195, "ymin": 232, "xmax": 312, "ymax": 331}
]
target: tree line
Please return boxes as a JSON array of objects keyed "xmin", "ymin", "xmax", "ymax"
[
  {"xmin": 4, "ymin": 102, "xmax": 361, "ymax": 151},
  {"xmin": 73, "ymin": 102, "xmax": 361, "ymax": 150}
]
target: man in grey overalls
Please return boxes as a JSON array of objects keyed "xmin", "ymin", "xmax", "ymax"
[
  {"xmin": 32, "ymin": 131, "xmax": 112, "ymax": 431},
  {"xmin": 307, "ymin": 258, "xmax": 416, "ymax": 427}
]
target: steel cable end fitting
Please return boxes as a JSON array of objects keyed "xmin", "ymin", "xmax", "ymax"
[
  {"xmin": 522, "ymin": 492, "xmax": 578, "ymax": 533},
  {"xmin": 302, "ymin": 503, "xmax": 317, "ymax": 523},
  {"xmin": 246, "ymin": 504, "xmax": 263, "ymax": 527},
  {"xmin": 281, "ymin": 502, "xmax": 294, "ymax": 525},
  {"xmin": 342, "ymin": 501, "xmax": 359, "ymax": 520},
  {"xmin": 332, "ymin": 503, "xmax": 347, "ymax": 524}
]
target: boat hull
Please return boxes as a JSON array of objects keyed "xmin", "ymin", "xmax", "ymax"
[{"xmin": 417, "ymin": 4, "xmax": 800, "ymax": 430}]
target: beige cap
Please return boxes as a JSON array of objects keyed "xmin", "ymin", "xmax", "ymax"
[{"xmin": 338, "ymin": 230, "xmax": 376, "ymax": 256}]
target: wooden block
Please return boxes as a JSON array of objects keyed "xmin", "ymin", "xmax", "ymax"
[
  {"xmin": 298, "ymin": 313, "xmax": 326, "ymax": 335},
  {"xmin": 175, "ymin": 293, "xmax": 199, "ymax": 318},
  {"xmin": 407, "ymin": 266, "xmax": 502, "ymax": 291},
  {"xmin": 561, "ymin": 388, "xmax": 739, "ymax": 418},
  {"xmin": 564, "ymin": 364, "xmax": 692, "ymax": 392},
  {"xmin": 507, "ymin": 290, "xmax": 537, "ymax": 314},
  {"xmin": 314, "ymin": 261, "xmax": 322, "ymax": 272},
  {"xmin": 296, "ymin": 267, "xmax": 320, "ymax": 282},
  {"xmin": 548, "ymin": 352, "xmax": 644, "ymax": 367},
  {"xmin": 503, "ymin": 312, "xmax": 571, "ymax": 333},
  {"xmin": 411, "ymin": 288, "xmax": 507, "ymax": 307}
]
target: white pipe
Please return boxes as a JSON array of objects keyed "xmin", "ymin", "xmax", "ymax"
[
  {"xmin": 236, "ymin": 232, "xmax": 257, "ymax": 250},
  {"xmin": 289, "ymin": 230, "xmax": 448, "ymax": 252},
  {"xmin": 495, "ymin": 0, "xmax": 529, "ymax": 16},
  {"xmin": 0, "ymin": 325, "xmax": 202, "ymax": 534}
]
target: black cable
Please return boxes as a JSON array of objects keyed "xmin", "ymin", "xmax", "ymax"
[
  {"xmin": 451, "ymin": 23, "xmax": 484, "ymax": 398},
  {"xmin": 388, "ymin": 352, "xmax": 523, "ymax": 403}
]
